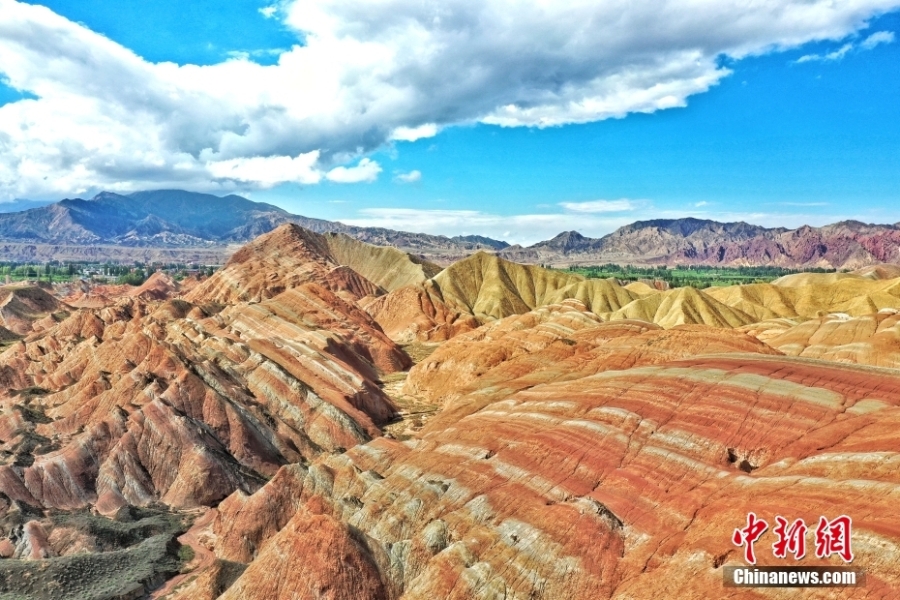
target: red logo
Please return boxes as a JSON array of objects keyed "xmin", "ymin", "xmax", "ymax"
[
  {"xmin": 732, "ymin": 512, "xmax": 768, "ymax": 565},
  {"xmin": 772, "ymin": 516, "xmax": 808, "ymax": 560},
  {"xmin": 732, "ymin": 514, "xmax": 853, "ymax": 564},
  {"xmin": 815, "ymin": 515, "xmax": 854, "ymax": 563}
]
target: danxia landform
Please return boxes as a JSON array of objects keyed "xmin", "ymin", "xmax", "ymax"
[{"xmin": 0, "ymin": 223, "xmax": 899, "ymax": 598}]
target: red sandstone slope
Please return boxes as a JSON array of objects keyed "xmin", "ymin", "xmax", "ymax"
[
  {"xmin": 0, "ymin": 226, "xmax": 414, "ymax": 522},
  {"xmin": 127, "ymin": 271, "xmax": 180, "ymax": 301},
  {"xmin": 0, "ymin": 285, "xmax": 66, "ymax": 335},
  {"xmin": 207, "ymin": 341, "xmax": 900, "ymax": 599},
  {"xmin": 218, "ymin": 497, "xmax": 390, "ymax": 600},
  {"xmin": 404, "ymin": 299, "xmax": 779, "ymax": 413},
  {"xmin": 186, "ymin": 224, "xmax": 437, "ymax": 305},
  {"xmin": 740, "ymin": 309, "xmax": 900, "ymax": 369}
]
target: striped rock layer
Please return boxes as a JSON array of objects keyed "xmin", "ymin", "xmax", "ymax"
[
  {"xmin": 206, "ymin": 304, "xmax": 900, "ymax": 599},
  {"xmin": 2, "ymin": 225, "xmax": 900, "ymax": 600},
  {"xmin": 0, "ymin": 226, "xmax": 414, "ymax": 520}
]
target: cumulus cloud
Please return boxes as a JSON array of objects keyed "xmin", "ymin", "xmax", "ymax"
[
  {"xmin": 559, "ymin": 199, "xmax": 638, "ymax": 213},
  {"xmin": 1, "ymin": 0, "xmax": 899, "ymax": 198},
  {"xmin": 325, "ymin": 158, "xmax": 382, "ymax": 183},
  {"xmin": 206, "ymin": 152, "xmax": 322, "ymax": 186},
  {"xmin": 394, "ymin": 170, "xmax": 422, "ymax": 184},
  {"xmin": 390, "ymin": 124, "xmax": 439, "ymax": 142}
]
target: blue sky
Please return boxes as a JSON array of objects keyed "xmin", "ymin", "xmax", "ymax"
[{"xmin": 0, "ymin": 1, "xmax": 898, "ymax": 244}]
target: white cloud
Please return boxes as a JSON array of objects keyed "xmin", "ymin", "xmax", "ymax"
[
  {"xmin": 325, "ymin": 158, "xmax": 382, "ymax": 183},
  {"xmin": 796, "ymin": 42, "xmax": 854, "ymax": 62},
  {"xmin": 826, "ymin": 43, "xmax": 855, "ymax": 60},
  {"xmin": 345, "ymin": 208, "xmax": 616, "ymax": 245},
  {"xmin": 694, "ymin": 201, "xmax": 710, "ymax": 207},
  {"xmin": 206, "ymin": 152, "xmax": 322, "ymax": 186},
  {"xmin": 390, "ymin": 124, "xmax": 439, "ymax": 142},
  {"xmin": 394, "ymin": 170, "xmax": 422, "ymax": 183},
  {"xmin": 559, "ymin": 199, "xmax": 637, "ymax": 213},
  {"xmin": 1, "ymin": 0, "xmax": 899, "ymax": 198},
  {"xmin": 259, "ymin": 5, "xmax": 278, "ymax": 19},
  {"xmin": 796, "ymin": 29, "xmax": 894, "ymax": 63},
  {"xmin": 861, "ymin": 30, "xmax": 896, "ymax": 49}
]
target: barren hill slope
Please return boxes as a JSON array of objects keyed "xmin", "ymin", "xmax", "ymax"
[
  {"xmin": 609, "ymin": 285, "xmax": 756, "ymax": 328},
  {"xmin": 366, "ymin": 252, "xmax": 639, "ymax": 342},
  {"xmin": 740, "ymin": 310, "xmax": 900, "ymax": 369},
  {"xmin": 0, "ymin": 285, "xmax": 67, "ymax": 335},
  {"xmin": 322, "ymin": 233, "xmax": 443, "ymax": 292},
  {"xmin": 0, "ymin": 226, "xmax": 417, "ymax": 525},
  {"xmin": 187, "ymin": 224, "xmax": 439, "ymax": 305}
]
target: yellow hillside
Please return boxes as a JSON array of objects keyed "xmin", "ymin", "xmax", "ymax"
[
  {"xmin": 323, "ymin": 232, "xmax": 443, "ymax": 292},
  {"xmin": 430, "ymin": 252, "xmax": 638, "ymax": 320},
  {"xmin": 624, "ymin": 281, "xmax": 660, "ymax": 296},
  {"xmin": 609, "ymin": 286, "xmax": 756, "ymax": 328},
  {"xmin": 707, "ymin": 275, "xmax": 900, "ymax": 318}
]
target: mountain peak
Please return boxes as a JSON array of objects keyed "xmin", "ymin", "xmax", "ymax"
[{"xmin": 532, "ymin": 230, "xmax": 596, "ymax": 253}]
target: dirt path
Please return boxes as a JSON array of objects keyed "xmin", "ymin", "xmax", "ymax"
[
  {"xmin": 380, "ymin": 372, "xmax": 440, "ymax": 440},
  {"xmin": 151, "ymin": 508, "xmax": 218, "ymax": 599}
]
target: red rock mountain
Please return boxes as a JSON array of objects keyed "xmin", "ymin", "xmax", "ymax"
[{"xmin": 0, "ymin": 226, "xmax": 418, "ymax": 521}]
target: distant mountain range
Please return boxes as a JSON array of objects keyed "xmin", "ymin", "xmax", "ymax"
[
  {"xmin": 499, "ymin": 218, "xmax": 900, "ymax": 269},
  {"xmin": 0, "ymin": 191, "xmax": 898, "ymax": 268},
  {"xmin": 0, "ymin": 190, "xmax": 507, "ymax": 263}
]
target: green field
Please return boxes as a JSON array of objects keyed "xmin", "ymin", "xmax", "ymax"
[
  {"xmin": 565, "ymin": 264, "xmax": 839, "ymax": 289},
  {"xmin": 0, "ymin": 261, "xmax": 218, "ymax": 286}
]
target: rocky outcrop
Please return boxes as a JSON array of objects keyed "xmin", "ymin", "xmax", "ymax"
[{"xmin": 219, "ymin": 497, "xmax": 390, "ymax": 600}]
